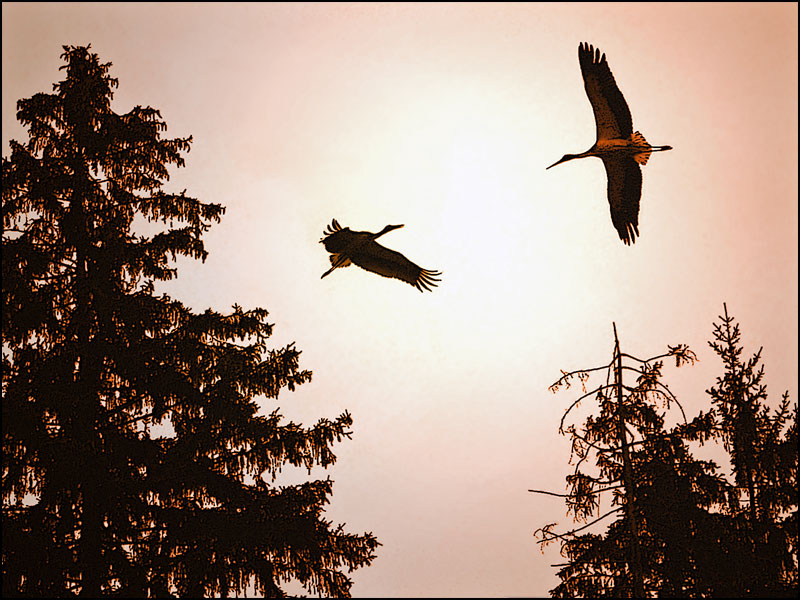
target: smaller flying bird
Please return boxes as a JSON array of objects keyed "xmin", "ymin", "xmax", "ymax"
[
  {"xmin": 547, "ymin": 42, "xmax": 672, "ymax": 245},
  {"xmin": 320, "ymin": 219, "xmax": 442, "ymax": 292}
]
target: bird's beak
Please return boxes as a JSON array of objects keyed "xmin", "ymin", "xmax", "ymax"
[{"xmin": 546, "ymin": 157, "xmax": 566, "ymax": 170}]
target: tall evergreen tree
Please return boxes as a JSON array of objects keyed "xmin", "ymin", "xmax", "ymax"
[
  {"xmin": 533, "ymin": 325, "xmax": 720, "ymax": 597},
  {"xmin": 695, "ymin": 303, "xmax": 797, "ymax": 595},
  {"xmin": 2, "ymin": 45, "xmax": 378, "ymax": 597}
]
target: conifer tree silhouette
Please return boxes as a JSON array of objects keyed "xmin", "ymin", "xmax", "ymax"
[
  {"xmin": 533, "ymin": 324, "xmax": 699, "ymax": 597},
  {"xmin": 534, "ymin": 314, "xmax": 797, "ymax": 597},
  {"xmin": 2, "ymin": 45, "xmax": 378, "ymax": 597},
  {"xmin": 691, "ymin": 304, "xmax": 797, "ymax": 595}
]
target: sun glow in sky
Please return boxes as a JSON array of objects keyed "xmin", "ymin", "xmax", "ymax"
[{"xmin": 2, "ymin": 2, "xmax": 798, "ymax": 597}]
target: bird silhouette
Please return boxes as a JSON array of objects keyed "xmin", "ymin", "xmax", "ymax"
[
  {"xmin": 320, "ymin": 219, "xmax": 442, "ymax": 292},
  {"xmin": 547, "ymin": 42, "xmax": 672, "ymax": 245}
]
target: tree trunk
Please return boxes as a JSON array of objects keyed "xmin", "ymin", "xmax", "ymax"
[
  {"xmin": 72, "ymin": 186, "xmax": 104, "ymax": 597},
  {"xmin": 613, "ymin": 324, "xmax": 645, "ymax": 598}
]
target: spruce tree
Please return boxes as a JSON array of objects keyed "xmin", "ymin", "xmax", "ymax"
[
  {"xmin": 2, "ymin": 45, "xmax": 378, "ymax": 597},
  {"xmin": 697, "ymin": 304, "xmax": 797, "ymax": 595},
  {"xmin": 534, "ymin": 325, "xmax": 719, "ymax": 597}
]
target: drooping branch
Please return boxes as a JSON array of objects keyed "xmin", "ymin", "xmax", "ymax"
[{"xmin": 534, "ymin": 507, "xmax": 624, "ymax": 547}]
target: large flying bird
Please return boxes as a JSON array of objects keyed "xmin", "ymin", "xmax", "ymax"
[
  {"xmin": 320, "ymin": 219, "xmax": 441, "ymax": 292},
  {"xmin": 547, "ymin": 42, "xmax": 672, "ymax": 244}
]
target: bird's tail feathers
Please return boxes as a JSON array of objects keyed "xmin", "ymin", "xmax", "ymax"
[
  {"xmin": 632, "ymin": 131, "xmax": 672, "ymax": 164},
  {"xmin": 631, "ymin": 131, "xmax": 652, "ymax": 165},
  {"xmin": 329, "ymin": 254, "xmax": 351, "ymax": 268},
  {"xmin": 321, "ymin": 254, "xmax": 351, "ymax": 279}
]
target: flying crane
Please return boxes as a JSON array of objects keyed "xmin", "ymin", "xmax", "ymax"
[
  {"xmin": 547, "ymin": 42, "xmax": 672, "ymax": 245},
  {"xmin": 320, "ymin": 219, "xmax": 442, "ymax": 292}
]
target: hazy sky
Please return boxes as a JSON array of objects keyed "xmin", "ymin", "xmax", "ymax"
[{"xmin": 2, "ymin": 2, "xmax": 798, "ymax": 597}]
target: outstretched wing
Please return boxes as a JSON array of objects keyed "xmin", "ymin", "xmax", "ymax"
[
  {"xmin": 351, "ymin": 241, "xmax": 441, "ymax": 292},
  {"xmin": 578, "ymin": 42, "xmax": 633, "ymax": 141},
  {"xmin": 320, "ymin": 218, "xmax": 357, "ymax": 255},
  {"xmin": 320, "ymin": 218, "xmax": 344, "ymax": 242},
  {"xmin": 602, "ymin": 155, "xmax": 642, "ymax": 245}
]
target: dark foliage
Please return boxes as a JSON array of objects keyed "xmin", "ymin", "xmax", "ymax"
[
  {"xmin": 2, "ymin": 45, "xmax": 379, "ymax": 597},
  {"xmin": 535, "ymin": 312, "xmax": 797, "ymax": 597}
]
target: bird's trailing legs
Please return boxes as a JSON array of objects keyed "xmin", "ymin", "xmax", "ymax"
[{"xmin": 321, "ymin": 254, "xmax": 349, "ymax": 279}]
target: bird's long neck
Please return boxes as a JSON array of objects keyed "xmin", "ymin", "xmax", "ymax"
[
  {"xmin": 373, "ymin": 224, "xmax": 403, "ymax": 239},
  {"xmin": 546, "ymin": 152, "xmax": 591, "ymax": 169}
]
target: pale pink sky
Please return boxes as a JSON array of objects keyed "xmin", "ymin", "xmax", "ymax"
[{"xmin": 3, "ymin": 3, "xmax": 797, "ymax": 597}]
